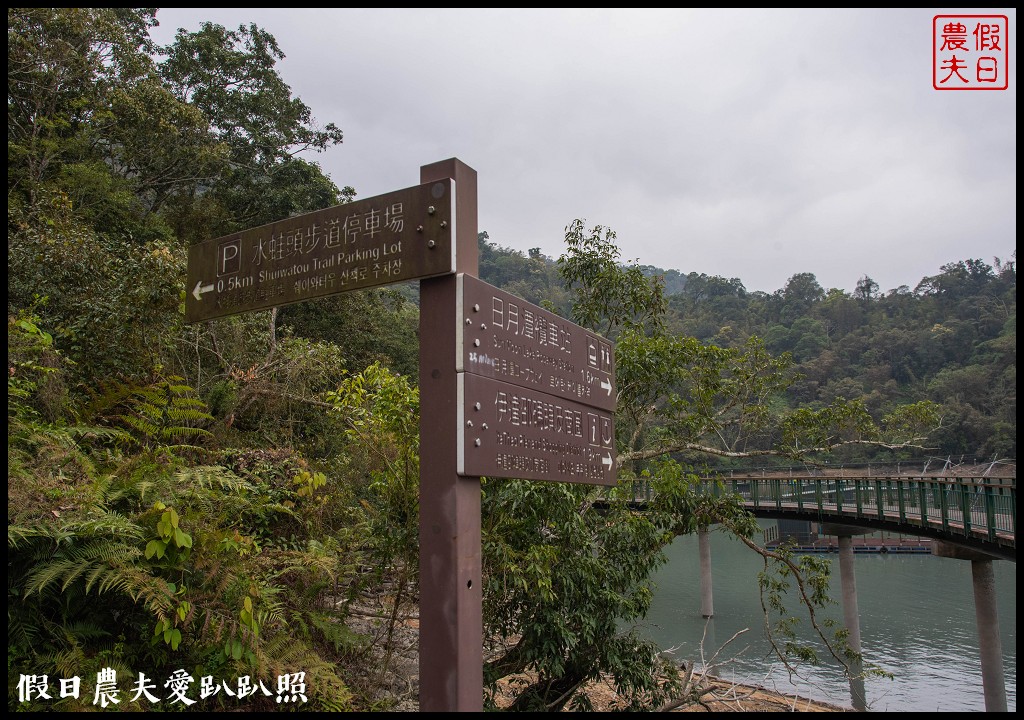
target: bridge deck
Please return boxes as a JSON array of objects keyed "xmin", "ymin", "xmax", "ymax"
[
  {"xmin": 753, "ymin": 498, "xmax": 1014, "ymax": 546},
  {"xmin": 631, "ymin": 475, "xmax": 1016, "ymax": 561}
]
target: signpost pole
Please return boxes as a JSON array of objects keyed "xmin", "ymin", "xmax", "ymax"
[
  {"xmin": 418, "ymin": 159, "xmax": 482, "ymax": 711},
  {"xmin": 185, "ymin": 154, "xmax": 612, "ymax": 710}
]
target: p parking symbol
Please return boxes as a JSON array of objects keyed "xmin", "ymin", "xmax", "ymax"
[{"xmin": 218, "ymin": 237, "xmax": 241, "ymax": 276}]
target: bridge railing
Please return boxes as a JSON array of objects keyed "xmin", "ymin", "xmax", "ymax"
[{"xmin": 631, "ymin": 476, "xmax": 1015, "ymax": 546}]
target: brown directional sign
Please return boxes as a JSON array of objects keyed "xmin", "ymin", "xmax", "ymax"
[
  {"xmin": 185, "ymin": 179, "xmax": 455, "ymax": 323},
  {"xmin": 458, "ymin": 374, "xmax": 616, "ymax": 486},
  {"xmin": 456, "ymin": 274, "xmax": 615, "ymax": 412}
]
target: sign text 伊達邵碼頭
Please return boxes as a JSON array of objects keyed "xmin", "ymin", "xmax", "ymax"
[{"xmin": 458, "ymin": 374, "xmax": 616, "ymax": 486}]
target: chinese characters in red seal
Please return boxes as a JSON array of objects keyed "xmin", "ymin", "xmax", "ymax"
[{"xmin": 934, "ymin": 15, "xmax": 1009, "ymax": 90}]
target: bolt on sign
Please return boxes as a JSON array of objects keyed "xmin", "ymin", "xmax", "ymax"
[
  {"xmin": 185, "ymin": 179, "xmax": 455, "ymax": 323},
  {"xmin": 455, "ymin": 274, "xmax": 616, "ymax": 486}
]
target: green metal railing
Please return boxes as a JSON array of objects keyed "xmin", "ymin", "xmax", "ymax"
[{"xmin": 699, "ymin": 475, "xmax": 1016, "ymax": 547}]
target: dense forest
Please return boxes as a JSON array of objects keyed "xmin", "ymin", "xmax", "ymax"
[
  {"xmin": 478, "ymin": 237, "xmax": 1016, "ymax": 463},
  {"xmin": 8, "ymin": 8, "xmax": 1014, "ymax": 713}
]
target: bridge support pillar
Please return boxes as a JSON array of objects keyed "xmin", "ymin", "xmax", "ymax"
[
  {"xmin": 932, "ymin": 541, "xmax": 1007, "ymax": 712},
  {"xmin": 699, "ymin": 527, "xmax": 713, "ymax": 618},
  {"xmin": 823, "ymin": 524, "xmax": 871, "ymax": 711}
]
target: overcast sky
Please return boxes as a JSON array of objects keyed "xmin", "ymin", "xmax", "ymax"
[{"xmin": 149, "ymin": 8, "xmax": 1016, "ymax": 294}]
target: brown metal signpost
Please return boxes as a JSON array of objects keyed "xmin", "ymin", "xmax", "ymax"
[
  {"xmin": 417, "ymin": 159, "xmax": 483, "ymax": 712},
  {"xmin": 417, "ymin": 167, "xmax": 615, "ymax": 710},
  {"xmin": 457, "ymin": 274, "xmax": 615, "ymax": 412},
  {"xmin": 455, "ymin": 275, "xmax": 617, "ymax": 486},
  {"xmin": 185, "ymin": 158, "xmax": 616, "ymax": 712},
  {"xmin": 185, "ymin": 179, "xmax": 455, "ymax": 323}
]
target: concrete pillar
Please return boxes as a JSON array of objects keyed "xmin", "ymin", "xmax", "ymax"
[
  {"xmin": 823, "ymin": 523, "xmax": 871, "ymax": 712},
  {"xmin": 838, "ymin": 535, "xmax": 866, "ymax": 711},
  {"xmin": 698, "ymin": 527, "xmax": 713, "ymax": 618},
  {"xmin": 837, "ymin": 536, "xmax": 862, "ymax": 654},
  {"xmin": 972, "ymin": 559, "xmax": 1007, "ymax": 712},
  {"xmin": 932, "ymin": 541, "xmax": 1007, "ymax": 712}
]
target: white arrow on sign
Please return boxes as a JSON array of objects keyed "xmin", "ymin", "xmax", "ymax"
[
  {"xmin": 192, "ymin": 280, "xmax": 215, "ymax": 301},
  {"xmin": 600, "ymin": 379, "xmax": 613, "ymax": 396},
  {"xmin": 602, "ymin": 452, "xmax": 613, "ymax": 469}
]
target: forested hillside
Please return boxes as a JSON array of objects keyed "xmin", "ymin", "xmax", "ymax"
[
  {"xmin": 477, "ymin": 240, "xmax": 1016, "ymax": 463},
  {"xmin": 8, "ymin": 8, "xmax": 1013, "ymax": 713}
]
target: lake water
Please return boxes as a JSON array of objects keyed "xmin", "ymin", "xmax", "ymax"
[{"xmin": 637, "ymin": 525, "xmax": 1016, "ymax": 711}]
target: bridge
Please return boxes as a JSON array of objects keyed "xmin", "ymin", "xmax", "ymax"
[
  {"xmin": 696, "ymin": 474, "xmax": 1015, "ymax": 561},
  {"xmin": 631, "ymin": 472, "xmax": 1016, "ymax": 711},
  {"xmin": 629, "ymin": 474, "xmax": 1016, "ymax": 561}
]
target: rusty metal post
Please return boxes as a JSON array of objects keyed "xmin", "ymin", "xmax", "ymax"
[{"xmin": 418, "ymin": 158, "xmax": 482, "ymax": 711}]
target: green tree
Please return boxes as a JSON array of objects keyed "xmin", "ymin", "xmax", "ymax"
[
  {"xmin": 777, "ymin": 272, "xmax": 825, "ymax": 325},
  {"xmin": 482, "ymin": 221, "xmax": 941, "ymax": 711},
  {"xmin": 8, "ymin": 8, "xmax": 221, "ymax": 377},
  {"xmin": 157, "ymin": 20, "xmax": 348, "ymax": 241},
  {"xmin": 8, "ymin": 8, "xmax": 223, "ymax": 240},
  {"xmin": 9, "ymin": 8, "xmax": 352, "ymax": 386},
  {"xmin": 853, "ymin": 275, "xmax": 879, "ymax": 301}
]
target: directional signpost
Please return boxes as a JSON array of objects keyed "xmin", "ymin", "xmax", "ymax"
[
  {"xmin": 185, "ymin": 159, "xmax": 616, "ymax": 712},
  {"xmin": 185, "ymin": 179, "xmax": 455, "ymax": 323},
  {"xmin": 457, "ymin": 274, "xmax": 615, "ymax": 411},
  {"xmin": 455, "ymin": 274, "xmax": 616, "ymax": 486}
]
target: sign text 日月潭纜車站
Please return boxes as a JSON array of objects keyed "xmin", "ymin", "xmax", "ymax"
[{"xmin": 456, "ymin": 274, "xmax": 614, "ymax": 412}]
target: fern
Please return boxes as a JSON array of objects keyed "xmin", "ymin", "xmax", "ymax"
[
  {"xmin": 97, "ymin": 374, "xmax": 216, "ymax": 452},
  {"xmin": 9, "ymin": 341, "xmax": 368, "ymax": 710},
  {"xmin": 23, "ymin": 538, "xmax": 143, "ymax": 595},
  {"xmin": 258, "ymin": 633, "xmax": 355, "ymax": 711},
  {"xmin": 173, "ymin": 464, "xmax": 250, "ymax": 493}
]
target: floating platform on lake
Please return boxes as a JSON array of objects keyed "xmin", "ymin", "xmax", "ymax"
[{"xmin": 767, "ymin": 536, "xmax": 932, "ymax": 555}]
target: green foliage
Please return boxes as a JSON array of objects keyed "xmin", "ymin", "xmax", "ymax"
[
  {"xmin": 8, "ymin": 333, "xmax": 356, "ymax": 710},
  {"xmin": 664, "ymin": 256, "xmax": 1015, "ymax": 461},
  {"xmin": 491, "ymin": 219, "xmax": 949, "ymax": 710},
  {"xmin": 8, "ymin": 312, "xmax": 68, "ymax": 424},
  {"xmin": 481, "ymin": 461, "xmax": 761, "ymax": 711},
  {"xmin": 8, "ymin": 191, "xmax": 186, "ymax": 380},
  {"xmin": 8, "ymin": 7, "xmax": 346, "ymax": 384},
  {"xmin": 616, "ymin": 330, "xmax": 794, "ymax": 463},
  {"xmin": 173, "ymin": 312, "xmax": 353, "ymax": 459},
  {"xmin": 748, "ymin": 538, "xmax": 891, "ymax": 685},
  {"xmin": 7, "ymin": 9, "xmax": 372, "ymax": 710},
  {"xmin": 558, "ymin": 219, "xmax": 666, "ymax": 337},
  {"xmin": 157, "ymin": 19, "xmax": 346, "ymax": 236},
  {"xmin": 326, "ymin": 363, "xmax": 420, "ymax": 674},
  {"xmin": 7, "ymin": 7, "xmax": 224, "ymax": 257},
  {"xmin": 481, "ymin": 480, "xmax": 679, "ymax": 711},
  {"xmin": 479, "ymin": 232, "xmax": 573, "ymax": 316},
  {"xmin": 279, "ymin": 289, "xmax": 420, "ymax": 378},
  {"xmin": 107, "ymin": 374, "xmax": 215, "ymax": 454}
]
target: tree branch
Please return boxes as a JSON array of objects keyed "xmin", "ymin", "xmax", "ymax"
[
  {"xmin": 731, "ymin": 531, "xmax": 852, "ymax": 675},
  {"xmin": 618, "ymin": 438, "xmax": 933, "ymax": 465}
]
